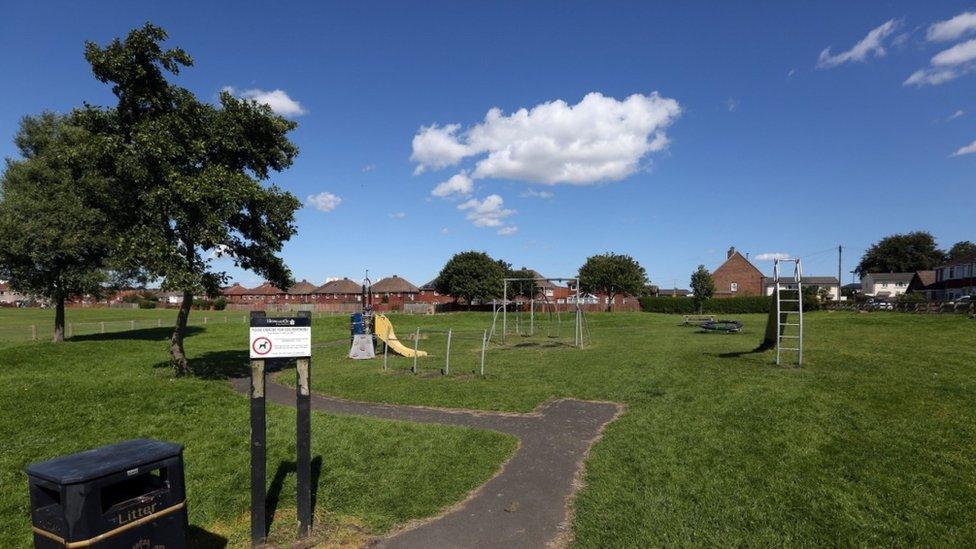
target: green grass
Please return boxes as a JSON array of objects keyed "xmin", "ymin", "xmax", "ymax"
[
  {"xmin": 296, "ymin": 311, "xmax": 976, "ymax": 546},
  {"xmin": 2, "ymin": 309, "xmax": 975, "ymax": 546},
  {"xmin": 0, "ymin": 316, "xmax": 515, "ymax": 547}
]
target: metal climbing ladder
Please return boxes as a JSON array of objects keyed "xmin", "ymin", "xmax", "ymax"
[{"xmin": 773, "ymin": 258, "xmax": 803, "ymax": 366}]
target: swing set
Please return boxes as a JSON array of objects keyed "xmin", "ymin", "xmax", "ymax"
[{"xmin": 487, "ymin": 277, "xmax": 591, "ymax": 348}]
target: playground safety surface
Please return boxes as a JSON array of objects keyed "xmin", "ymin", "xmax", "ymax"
[{"xmin": 229, "ymin": 376, "xmax": 623, "ymax": 548}]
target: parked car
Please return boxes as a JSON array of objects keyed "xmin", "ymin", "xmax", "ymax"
[{"xmin": 866, "ymin": 298, "xmax": 893, "ymax": 311}]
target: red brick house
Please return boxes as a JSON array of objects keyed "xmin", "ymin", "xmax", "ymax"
[
  {"xmin": 313, "ymin": 278, "xmax": 362, "ymax": 303},
  {"xmin": 372, "ymin": 275, "xmax": 420, "ymax": 308},
  {"xmin": 285, "ymin": 279, "xmax": 317, "ymax": 304},
  {"xmin": 222, "ymin": 283, "xmax": 248, "ymax": 304},
  {"xmin": 418, "ymin": 279, "xmax": 454, "ymax": 304},
  {"xmin": 712, "ymin": 247, "xmax": 764, "ymax": 298}
]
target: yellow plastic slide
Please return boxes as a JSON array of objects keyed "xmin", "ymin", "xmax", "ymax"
[{"xmin": 374, "ymin": 314, "xmax": 428, "ymax": 357}]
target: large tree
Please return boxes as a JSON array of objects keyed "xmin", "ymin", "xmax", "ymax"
[
  {"xmin": 435, "ymin": 251, "xmax": 507, "ymax": 306},
  {"xmin": 0, "ymin": 113, "xmax": 112, "ymax": 342},
  {"xmin": 690, "ymin": 265, "xmax": 714, "ymax": 314},
  {"xmin": 578, "ymin": 253, "xmax": 647, "ymax": 311},
  {"xmin": 947, "ymin": 240, "xmax": 976, "ymax": 261},
  {"xmin": 507, "ymin": 267, "xmax": 540, "ymax": 300},
  {"xmin": 79, "ymin": 24, "xmax": 302, "ymax": 375},
  {"xmin": 856, "ymin": 231, "xmax": 945, "ymax": 275}
]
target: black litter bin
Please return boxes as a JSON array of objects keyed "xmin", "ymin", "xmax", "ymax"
[{"xmin": 25, "ymin": 438, "xmax": 187, "ymax": 548}]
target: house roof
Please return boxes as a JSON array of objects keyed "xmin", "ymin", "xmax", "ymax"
[
  {"xmin": 287, "ymin": 280, "xmax": 317, "ymax": 295},
  {"xmin": 912, "ymin": 270, "xmax": 935, "ymax": 287},
  {"xmin": 658, "ymin": 288, "xmax": 691, "ymax": 296},
  {"xmin": 864, "ymin": 272, "xmax": 914, "ymax": 283},
  {"xmin": 516, "ymin": 269, "xmax": 562, "ymax": 289},
  {"xmin": 373, "ymin": 275, "xmax": 420, "ymax": 293},
  {"xmin": 221, "ymin": 283, "xmax": 247, "ymax": 296},
  {"xmin": 940, "ymin": 254, "xmax": 976, "ymax": 268},
  {"xmin": 420, "ymin": 279, "xmax": 438, "ymax": 291},
  {"xmin": 248, "ymin": 282, "xmax": 284, "ymax": 295},
  {"xmin": 315, "ymin": 277, "xmax": 361, "ymax": 294},
  {"xmin": 715, "ymin": 250, "xmax": 764, "ymax": 278},
  {"xmin": 764, "ymin": 276, "xmax": 839, "ymax": 286}
]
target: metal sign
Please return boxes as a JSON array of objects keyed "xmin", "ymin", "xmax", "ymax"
[{"xmin": 249, "ymin": 316, "xmax": 311, "ymax": 359}]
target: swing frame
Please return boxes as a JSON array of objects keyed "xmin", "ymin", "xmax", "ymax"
[{"xmin": 489, "ymin": 277, "xmax": 589, "ymax": 349}]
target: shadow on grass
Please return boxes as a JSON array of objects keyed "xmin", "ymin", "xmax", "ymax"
[
  {"xmin": 715, "ymin": 341, "xmax": 774, "ymax": 359},
  {"xmin": 266, "ymin": 456, "xmax": 323, "ymax": 531},
  {"xmin": 187, "ymin": 349, "xmax": 251, "ymax": 379},
  {"xmin": 71, "ymin": 326, "xmax": 204, "ymax": 343},
  {"xmin": 187, "ymin": 525, "xmax": 229, "ymax": 548}
]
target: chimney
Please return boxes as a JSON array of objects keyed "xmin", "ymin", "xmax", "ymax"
[{"xmin": 727, "ymin": 246, "xmax": 736, "ymax": 259}]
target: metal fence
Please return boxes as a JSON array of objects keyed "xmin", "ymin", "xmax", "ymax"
[{"xmin": 825, "ymin": 301, "xmax": 974, "ymax": 315}]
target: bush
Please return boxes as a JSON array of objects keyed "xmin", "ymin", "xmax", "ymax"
[
  {"xmin": 192, "ymin": 298, "xmax": 212, "ymax": 310},
  {"xmin": 137, "ymin": 299, "xmax": 157, "ymax": 309},
  {"xmin": 213, "ymin": 296, "xmax": 227, "ymax": 310},
  {"xmin": 640, "ymin": 293, "xmax": 821, "ymax": 314}
]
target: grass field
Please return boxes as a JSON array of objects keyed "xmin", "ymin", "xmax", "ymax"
[{"xmin": 1, "ymin": 308, "xmax": 975, "ymax": 546}]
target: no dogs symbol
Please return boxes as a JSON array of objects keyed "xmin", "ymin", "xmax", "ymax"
[{"xmin": 252, "ymin": 337, "xmax": 273, "ymax": 356}]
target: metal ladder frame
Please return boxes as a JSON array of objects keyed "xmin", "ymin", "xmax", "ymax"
[{"xmin": 774, "ymin": 258, "xmax": 803, "ymax": 366}]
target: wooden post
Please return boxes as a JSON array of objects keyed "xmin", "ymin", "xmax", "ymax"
[
  {"xmin": 383, "ymin": 325, "xmax": 390, "ymax": 371},
  {"xmin": 249, "ymin": 310, "xmax": 267, "ymax": 546},
  {"xmin": 249, "ymin": 357, "xmax": 266, "ymax": 545},
  {"xmin": 67, "ymin": 323, "xmax": 72, "ymax": 339},
  {"xmin": 412, "ymin": 328, "xmax": 420, "ymax": 374},
  {"xmin": 157, "ymin": 318, "xmax": 162, "ymax": 328},
  {"xmin": 130, "ymin": 320, "xmax": 135, "ymax": 330},
  {"xmin": 100, "ymin": 322, "xmax": 105, "ymax": 334},
  {"xmin": 480, "ymin": 329, "xmax": 487, "ymax": 377},
  {"xmin": 295, "ymin": 356, "xmax": 312, "ymax": 537},
  {"xmin": 444, "ymin": 329, "xmax": 452, "ymax": 375},
  {"xmin": 31, "ymin": 324, "xmax": 36, "ymax": 341},
  {"xmin": 204, "ymin": 316, "xmax": 208, "ymax": 324}
]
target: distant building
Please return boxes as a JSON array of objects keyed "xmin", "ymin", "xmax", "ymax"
[
  {"xmin": 655, "ymin": 288, "xmax": 691, "ymax": 297},
  {"xmin": 764, "ymin": 276, "xmax": 840, "ymax": 300},
  {"xmin": 907, "ymin": 270, "xmax": 936, "ymax": 299},
  {"xmin": 418, "ymin": 279, "xmax": 454, "ymax": 305},
  {"xmin": 371, "ymin": 275, "xmax": 420, "ymax": 307},
  {"xmin": 313, "ymin": 278, "xmax": 362, "ymax": 303},
  {"xmin": 0, "ymin": 282, "xmax": 29, "ymax": 305},
  {"xmin": 926, "ymin": 255, "xmax": 976, "ymax": 300},
  {"xmin": 712, "ymin": 247, "xmax": 764, "ymax": 298},
  {"xmin": 861, "ymin": 272, "xmax": 913, "ymax": 298}
]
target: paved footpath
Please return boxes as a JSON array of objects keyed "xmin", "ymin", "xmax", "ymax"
[{"xmin": 230, "ymin": 377, "xmax": 622, "ymax": 548}]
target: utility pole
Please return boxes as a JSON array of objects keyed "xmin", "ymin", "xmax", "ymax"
[{"xmin": 837, "ymin": 245, "xmax": 843, "ymax": 300}]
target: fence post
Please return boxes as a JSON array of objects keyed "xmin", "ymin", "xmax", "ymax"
[
  {"xmin": 67, "ymin": 323, "xmax": 72, "ymax": 339},
  {"xmin": 480, "ymin": 329, "xmax": 487, "ymax": 377},
  {"xmin": 383, "ymin": 326, "xmax": 390, "ymax": 371},
  {"xmin": 157, "ymin": 318, "xmax": 162, "ymax": 328},
  {"xmin": 101, "ymin": 322, "xmax": 105, "ymax": 334},
  {"xmin": 444, "ymin": 329, "xmax": 452, "ymax": 375},
  {"xmin": 130, "ymin": 320, "xmax": 135, "ymax": 330},
  {"xmin": 412, "ymin": 328, "xmax": 420, "ymax": 374},
  {"xmin": 225, "ymin": 316, "xmax": 228, "ymax": 323},
  {"xmin": 31, "ymin": 324, "xmax": 37, "ymax": 341}
]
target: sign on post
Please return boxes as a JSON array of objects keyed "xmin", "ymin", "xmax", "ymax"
[
  {"xmin": 249, "ymin": 316, "xmax": 312, "ymax": 359},
  {"xmin": 249, "ymin": 311, "xmax": 313, "ymax": 545}
]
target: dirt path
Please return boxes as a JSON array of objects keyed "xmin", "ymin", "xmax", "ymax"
[{"xmin": 229, "ymin": 377, "xmax": 622, "ymax": 548}]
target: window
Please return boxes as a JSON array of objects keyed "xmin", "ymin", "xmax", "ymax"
[
  {"xmin": 730, "ymin": 282, "xmax": 738, "ymax": 292},
  {"xmin": 949, "ymin": 267, "xmax": 955, "ymax": 279}
]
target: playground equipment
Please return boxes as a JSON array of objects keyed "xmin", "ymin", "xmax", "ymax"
[
  {"xmin": 349, "ymin": 273, "xmax": 377, "ymax": 359},
  {"xmin": 374, "ymin": 313, "xmax": 427, "ymax": 358},
  {"xmin": 488, "ymin": 277, "xmax": 590, "ymax": 348},
  {"xmin": 700, "ymin": 319, "xmax": 743, "ymax": 333},
  {"xmin": 763, "ymin": 257, "xmax": 804, "ymax": 366}
]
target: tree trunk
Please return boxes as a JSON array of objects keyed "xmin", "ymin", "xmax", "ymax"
[
  {"xmin": 52, "ymin": 295, "xmax": 65, "ymax": 343},
  {"xmin": 170, "ymin": 290, "xmax": 194, "ymax": 376}
]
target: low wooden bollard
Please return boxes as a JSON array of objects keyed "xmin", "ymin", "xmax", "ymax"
[
  {"xmin": 480, "ymin": 329, "xmax": 487, "ymax": 377},
  {"xmin": 31, "ymin": 324, "xmax": 36, "ymax": 341},
  {"xmin": 100, "ymin": 322, "xmax": 105, "ymax": 334},
  {"xmin": 443, "ymin": 329, "xmax": 452, "ymax": 375},
  {"xmin": 130, "ymin": 320, "xmax": 135, "ymax": 330},
  {"xmin": 412, "ymin": 328, "xmax": 420, "ymax": 374}
]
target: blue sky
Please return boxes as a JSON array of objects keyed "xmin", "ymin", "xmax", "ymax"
[{"xmin": 1, "ymin": 2, "xmax": 974, "ymax": 289}]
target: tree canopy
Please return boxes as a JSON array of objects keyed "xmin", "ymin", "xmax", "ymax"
[
  {"xmin": 578, "ymin": 253, "xmax": 647, "ymax": 311},
  {"xmin": 947, "ymin": 241, "xmax": 976, "ymax": 261},
  {"xmin": 690, "ymin": 265, "xmax": 715, "ymax": 314},
  {"xmin": 435, "ymin": 251, "xmax": 507, "ymax": 305},
  {"xmin": 855, "ymin": 231, "xmax": 945, "ymax": 275},
  {"xmin": 78, "ymin": 24, "xmax": 302, "ymax": 374},
  {"xmin": 0, "ymin": 113, "xmax": 112, "ymax": 341},
  {"xmin": 507, "ymin": 267, "xmax": 540, "ymax": 299}
]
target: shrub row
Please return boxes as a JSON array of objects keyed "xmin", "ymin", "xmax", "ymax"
[{"xmin": 640, "ymin": 293, "xmax": 822, "ymax": 314}]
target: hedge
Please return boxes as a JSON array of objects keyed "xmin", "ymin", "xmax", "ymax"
[{"xmin": 640, "ymin": 293, "xmax": 822, "ymax": 314}]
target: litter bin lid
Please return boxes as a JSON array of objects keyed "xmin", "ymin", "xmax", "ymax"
[{"xmin": 25, "ymin": 439, "xmax": 183, "ymax": 485}]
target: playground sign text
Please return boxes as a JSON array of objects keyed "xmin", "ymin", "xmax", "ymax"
[{"xmin": 249, "ymin": 316, "xmax": 312, "ymax": 359}]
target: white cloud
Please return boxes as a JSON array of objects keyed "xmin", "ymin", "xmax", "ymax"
[
  {"xmin": 224, "ymin": 86, "xmax": 307, "ymax": 116},
  {"xmin": 948, "ymin": 109, "xmax": 965, "ymax": 121},
  {"xmin": 520, "ymin": 188, "xmax": 554, "ymax": 199},
  {"xmin": 817, "ymin": 19, "xmax": 900, "ymax": 69},
  {"xmin": 411, "ymin": 91, "xmax": 681, "ymax": 186},
  {"xmin": 389, "ymin": 212, "xmax": 406, "ymax": 219},
  {"xmin": 755, "ymin": 252, "xmax": 791, "ymax": 261},
  {"xmin": 951, "ymin": 139, "xmax": 976, "ymax": 156},
  {"xmin": 431, "ymin": 172, "xmax": 474, "ymax": 198},
  {"xmin": 927, "ymin": 11, "xmax": 976, "ymax": 42},
  {"xmin": 307, "ymin": 192, "xmax": 342, "ymax": 212},
  {"xmin": 724, "ymin": 97, "xmax": 739, "ymax": 112},
  {"xmin": 362, "ymin": 164, "xmax": 376, "ymax": 172},
  {"xmin": 904, "ymin": 39, "xmax": 976, "ymax": 86},
  {"xmin": 904, "ymin": 66, "xmax": 964, "ymax": 86},
  {"xmin": 457, "ymin": 194, "xmax": 515, "ymax": 228},
  {"xmin": 440, "ymin": 227, "xmax": 449, "ymax": 235},
  {"xmin": 787, "ymin": 68, "xmax": 798, "ymax": 78},
  {"xmin": 932, "ymin": 38, "xmax": 976, "ymax": 66},
  {"xmin": 497, "ymin": 226, "xmax": 518, "ymax": 236}
]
